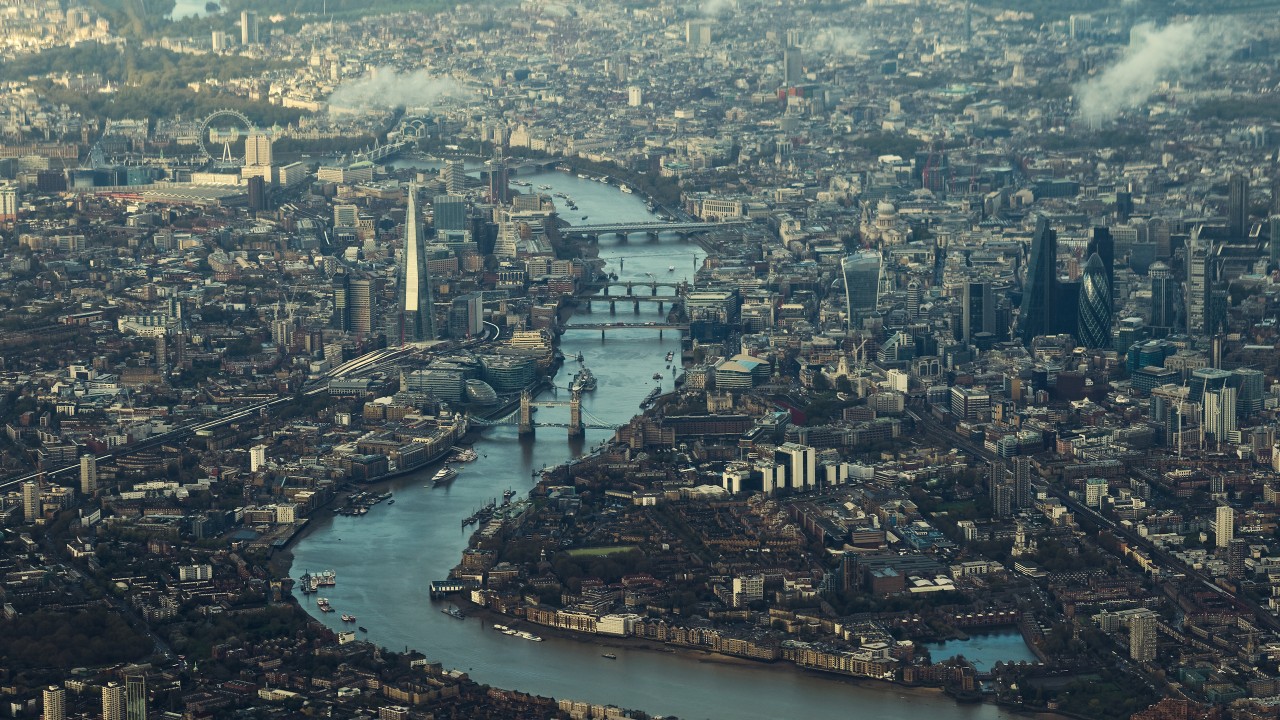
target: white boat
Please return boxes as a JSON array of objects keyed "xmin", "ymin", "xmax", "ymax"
[
  {"xmin": 432, "ymin": 466, "xmax": 458, "ymax": 486},
  {"xmin": 667, "ymin": 265, "xmax": 675, "ymax": 272},
  {"xmin": 619, "ymin": 184, "xmax": 633, "ymax": 194}
]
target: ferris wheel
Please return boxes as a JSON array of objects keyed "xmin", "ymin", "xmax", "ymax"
[{"xmin": 197, "ymin": 109, "xmax": 255, "ymax": 165}]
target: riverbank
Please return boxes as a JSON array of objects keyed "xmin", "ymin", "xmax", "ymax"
[{"xmin": 448, "ymin": 597, "xmax": 1025, "ymax": 710}]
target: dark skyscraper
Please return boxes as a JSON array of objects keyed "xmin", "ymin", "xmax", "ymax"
[
  {"xmin": 1149, "ymin": 261, "xmax": 1175, "ymax": 335},
  {"xmin": 1078, "ymin": 253, "xmax": 1112, "ymax": 349},
  {"xmin": 331, "ymin": 273, "xmax": 350, "ymax": 331},
  {"xmin": 400, "ymin": 186, "xmax": 435, "ymax": 343},
  {"xmin": 349, "ymin": 277, "xmax": 374, "ymax": 338},
  {"xmin": 962, "ymin": 281, "xmax": 994, "ymax": 346},
  {"xmin": 1019, "ymin": 219, "xmax": 1057, "ymax": 343},
  {"xmin": 485, "ymin": 156, "xmax": 509, "ymax": 205},
  {"xmin": 434, "ymin": 194, "xmax": 468, "ymax": 232},
  {"xmin": 1228, "ymin": 172, "xmax": 1249, "ymax": 238},
  {"xmin": 1086, "ymin": 226, "xmax": 1114, "ymax": 309},
  {"xmin": 246, "ymin": 175, "xmax": 266, "ymax": 213}
]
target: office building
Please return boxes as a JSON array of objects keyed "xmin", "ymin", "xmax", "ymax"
[
  {"xmin": 485, "ymin": 157, "xmax": 509, "ymax": 204},
  {"xmin": 349, "ymin": 278, "xmax": 374, "ymax": 338},
  {"xmin": 433, "ymin": 194, "xmax": 467, "ymax": 232},
  {"xmin": 1019, "ymin": 219, "xmax": 1057, "ymax": 343},
  {"xmin": 125, "ymin": 672, "xmax": 146, "ymax": 720},
  {"xmin": 240, "ymin": 10, "xmax": 258, "ymax": 45},
  {"xmin": 906, "ymin": 278, "xmax": 922, "ymax": 318},
  {"xmin": 1202, "ymin": 386, "xmax": 1237, "ymax": 451},
  {"xmin": 1231, "ymin": 368, "xmax": 1265, "ymax": 419},
  {"xmin": 961, "ymin": 281, "xmax": 994, "ymax": 346},
  {"xmin": 399, "ymin": 187, "xmax": 435, "ymax": 342},
  {"xmin": 442, "ymin": 159, "xmax": 465, "ymax": 194},
  {"xmin": 245, "ymin": 132, "xmax": 272, "ymax": 166},
  {"xmin": 1149, "ymin": 261, "xmax": 1176, "ymax": 335},
  {"xmin": 841, "ymin": 251, "xmax": 881, "ymax": 329},
  {"xmin": 449, "ymin": 293, "xmax": 484, "ymax": 339},
  {"xmin": 783, "ymin": 47, "xmax": 803, "ymax": 85},
  {"xmin": 0, "ymin": 183, "xmax": 16, "ymax": 221},
  {"xmin": 685, "ymin": 19, "xmax": 712, "ymax": 47},
  {"xmin": 334, "ymin": 204, "xmax": 359, "ymax": 228},
  {"xmin": 627, "ymin": 86, "xmax": 643, "ymax": 107},
  {"xmin": 42, "ymin": 685, "xmax": 65, "ymax": 720},
  {"xmin": 774, "ymin": 443, "xmax": 816, "ymax": 491},
  {"xmin": 102, "ymin": 682, "xmax": 125, "ymax": 720},
  {"xmin": 1129, "ymin": 609, "xmax": 1157, "ymax": 662},
  {"xmin": 331, "ymin": 273, "xmax": 350, "ymax": 332},
  {"xmin": 1086, "ymin": 227, "xmax": 1114, "ymax": 308},
  {"xmin": 1185, "ymin": 225, "xmax": 1213, "ymax": 337},
  {"xmin": 1077, "ymin": 253, "xmax": 1112, "ymax": 349},
  {"xmin": 1228, "ymin": 172, "xmax": 1249, "ymax": 238},
  {"xmin": 80, "ymin": 454, "xmax": 97, "ymax": 495},
  {"xmin": 1216, "ymin": 505, "xmax": 1235, "ymax": 548}
]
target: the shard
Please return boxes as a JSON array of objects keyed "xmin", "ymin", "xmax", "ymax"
[{"xmin": 400, "ymin": 184, "xmax": 435, "ymax": 343}]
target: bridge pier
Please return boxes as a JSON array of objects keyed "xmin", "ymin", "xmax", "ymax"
[
  {"xmin": 568, "ymin": 391, "xmax": 584, "ymax": 439},
  {"xmin": 584, "ymin": 299, "xmax": 591, "ymax": 312},
  {"xmin": 609, "ymin": 300, "xmax": 616, "ymax": 314},
  {"xmin": 626, "ymin": 282, "xmax": 633, "ymax": 296},
  {"xmin": 650, "ymin": 282, "xmax": 657, "ymax": 296},
  {"xmin": 647, "ymin": 231, "xmax": 659, "ymax": 242},
  {"xmin": 658, "ymin": 301, "xmax": 664, "ymax": 313},
  {"xmin": 633, "ymin": 299, "xmax": 640, "ymax": 313},
  {"xmin": 601, "ymin": 329, "xmax": 606, "ymax": 341},
  {"xmin": 659, "ymin": 329, "xmax": 663, "ymax": 339}
]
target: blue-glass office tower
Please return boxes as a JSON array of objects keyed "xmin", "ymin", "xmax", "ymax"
[
  {"xmin": 1078, "ymin": 253, "xmax": 1112, "ymax": 349},
  {"xmin": 1019, "ymin": 219, "xmax": 1057, "ymax": 344}
]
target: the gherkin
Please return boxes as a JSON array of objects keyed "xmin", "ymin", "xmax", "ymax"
[{"xmin": 1078, "ymin": 252, "xmax": 1112, "ymax": 349}]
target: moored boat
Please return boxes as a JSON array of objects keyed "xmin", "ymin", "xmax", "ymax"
[{"xmin": 432, "ymin": 466, "xmax": 458, "ymax": 486}]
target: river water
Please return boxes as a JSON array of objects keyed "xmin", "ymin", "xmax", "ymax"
[{"xmin": 290, "ymin": 169, "xmax": 1023, "ymax": 720}]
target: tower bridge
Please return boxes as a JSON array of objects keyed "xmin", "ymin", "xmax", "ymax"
[{"xmin": 468, "ymin": 390, "xmax": 619, "ymax": 438}]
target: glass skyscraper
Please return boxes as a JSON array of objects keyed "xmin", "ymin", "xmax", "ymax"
[
  {"xmin": 1019, "ymin": 219, "xmax": 1057, "ymax": 343},
  {"xmin": 841, "ymin": 250, "xmax": 881, "ymax": 330},
  {"xmin": 400, "ymin": 186, "xmax": 435, "ymax": 343},
  {"xmin": 1078, "ymin": 252, "xmax": 1112, "ymax": 349}
]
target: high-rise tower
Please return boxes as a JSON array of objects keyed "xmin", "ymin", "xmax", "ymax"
[
  {"xmin": 399, "ymin": 186, "xmax": 435, "ymax": 343},
  {"xmin": 962, "ymin": 281, "xmax": 994, "ymax": 346},
  {"xmin": 841, "ymin": 251, "xmax": 882, "ymax": 330},
  {"xmin": 1185, "ymin": 225, "xmax": 1213, "ymax": 337},
  {"xmin": 240, "ymin": 10, "xmax": 258, "ymax": 45},
  {"xmin": 1228, "ymin": 172, "xmax": 1249, "ymax": 238},
  {"xmin": 1086, "ymin": 226, "xmax": 1114, "ymax": 309},
  {"xmin": 1019, "ymin": 219, "xmax": 1057, "ymax": 343},
  {"xmin": 1078, "ymin": 253, "xmax": 1112, "ymax": 349},
  {"xmin": 1149, "ymin": 261, "xmax": 1175, "ymax": 336}
]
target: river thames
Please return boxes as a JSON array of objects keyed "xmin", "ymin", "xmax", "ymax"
[{"xmin": 290, "ymin": 167, "xmax": 1033, "ymax": 719}]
